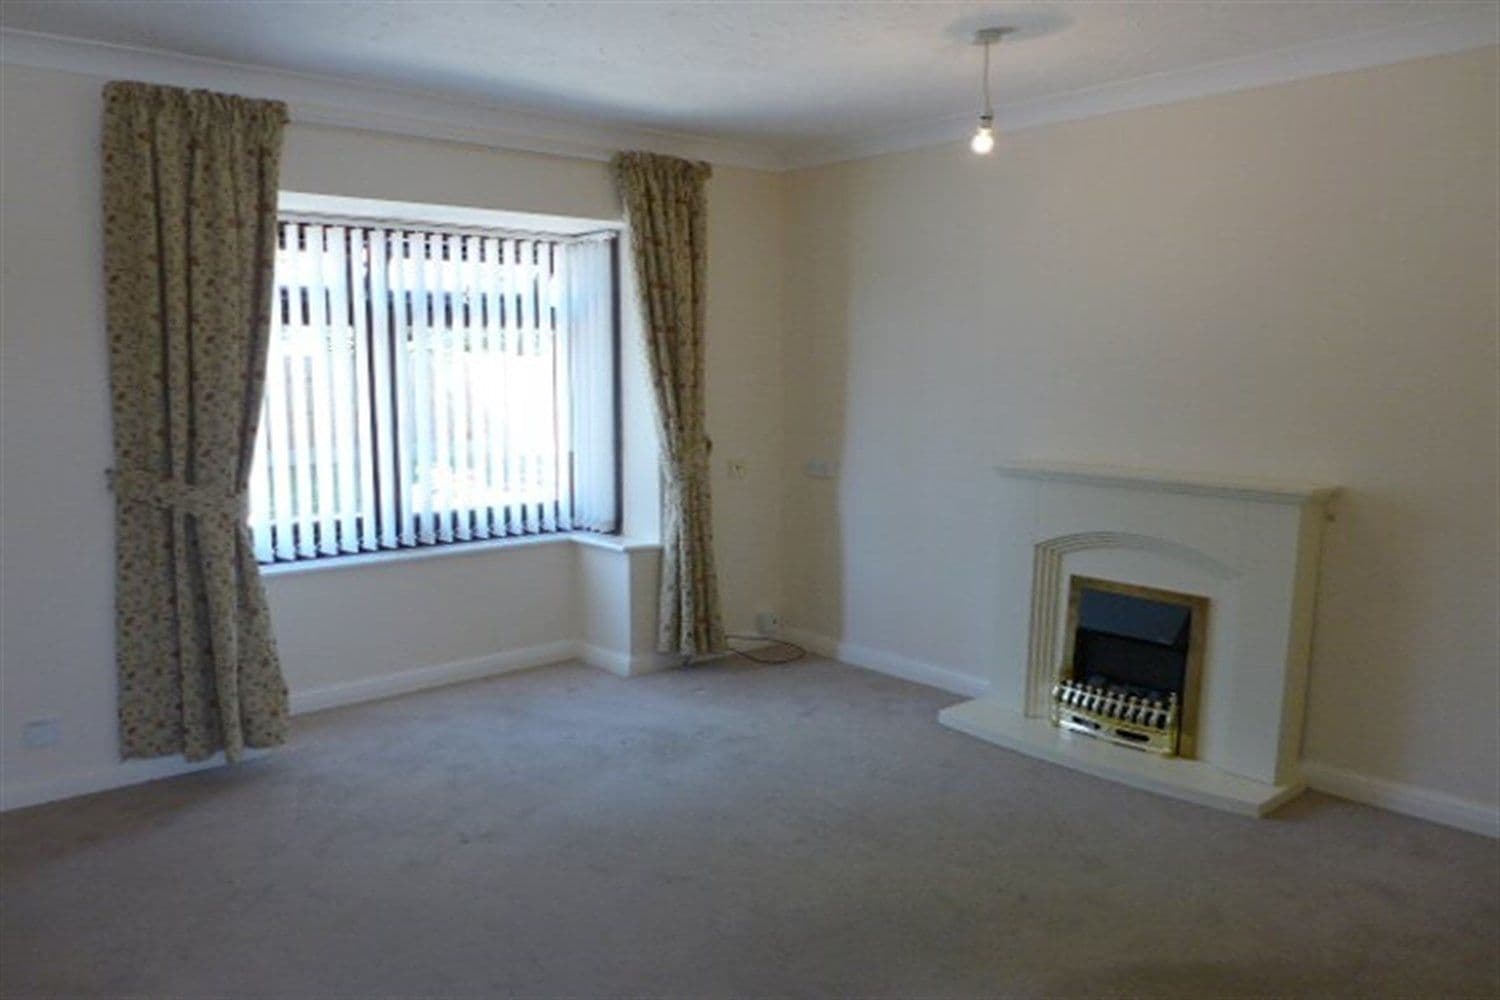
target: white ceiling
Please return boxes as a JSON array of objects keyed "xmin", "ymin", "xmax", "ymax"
[{"xmin": 1, "ymin": 1, "xmax": 1493, "ymax": 164}]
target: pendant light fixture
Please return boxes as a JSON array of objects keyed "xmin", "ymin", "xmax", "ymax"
[{"xmin": 970, "ymin": 27, "xmax": 1014, "ymax": 155}]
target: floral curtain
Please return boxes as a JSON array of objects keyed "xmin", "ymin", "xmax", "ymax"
[
  {"xmin": 612, "ymin": 151, "xmax": 726, "ymax": 656},
  {"xmin": 103, "ymin": 82, "xmax": 290, "ymax": 761}
]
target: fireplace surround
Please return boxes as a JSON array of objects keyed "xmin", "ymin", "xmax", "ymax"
[{"xmin": 939, "ymin": 461, "xmax": 1337, "ymax": 816}]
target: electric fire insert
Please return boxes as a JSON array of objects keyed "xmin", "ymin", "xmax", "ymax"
[{"xmin": 1051, "ymin": 576, "xmax": 1209, "ymax": 757}]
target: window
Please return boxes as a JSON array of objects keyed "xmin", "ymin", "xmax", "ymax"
[{"xmin": 249, "ymin": 214, "xmax": 619, "ymax": 563}]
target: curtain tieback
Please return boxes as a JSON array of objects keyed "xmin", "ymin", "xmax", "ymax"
[{"xmin": 108, "ymin": 468, "xmax": 248, "ymax": 519}]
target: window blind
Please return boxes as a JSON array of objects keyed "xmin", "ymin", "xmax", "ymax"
[{"xmin": 248, "ymin": 217, "xmax": 618, "ymax": 563}]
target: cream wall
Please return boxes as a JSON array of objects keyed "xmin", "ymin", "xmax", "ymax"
[
  {"xmin": 705, "ymin": 166, "xmax": 788, "ymax": 637},
  {"xmin": 281, "ymin": 119, "xmax": 787, "ymax": 638},
  {"xmin": 0, "ymin": 62, "xmax": 786, "ymax": 805},
  {"xmin": 781, "ymin": 47, "xmax": 1499, "ymax": 814},
  {"xmin": 3, "ymin": 45, "xmax": 1494, "ymax": 826}
]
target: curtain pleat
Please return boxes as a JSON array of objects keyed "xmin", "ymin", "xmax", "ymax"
[
  {"xmin": 103, "ymin": 81, "xmax": 290, "ymax": 762},
  {"xmin": 611, "ymin": 151, "xmax": 725, "ymax": 657}
]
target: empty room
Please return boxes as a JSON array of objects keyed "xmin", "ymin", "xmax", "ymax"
[{"xmin": 1, "ymin": 2, "xmax": 1497, "ymax": 997}]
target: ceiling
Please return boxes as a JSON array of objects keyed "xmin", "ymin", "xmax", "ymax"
[{"xmin": 1, "ymin": 1, "xmax": 1492, "ymax": 162}]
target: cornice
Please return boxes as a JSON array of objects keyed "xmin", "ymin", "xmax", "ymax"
[
  {"xmin": 4, "ymin": 11, "xmax": 1495, "ymax": 174},
  {"xmin": 784, "ymin": 10, "xmax": 1500, "ymax": 169},
  {"xmin": 0, "ymin": 27, "xmax": 784, "ymax": 171}
]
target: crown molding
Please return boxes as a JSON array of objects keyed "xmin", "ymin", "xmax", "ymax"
[
  {"xmin": 785, "ymin": 10, "xmax": 1500, "ymax": 169},
  {"xmin": 4, "ymin": 11, "xmax": 1496, "ymax": 175},
  {"xmin": 0, "ymin": 27, "xmax": 785, "ymax": 171}
]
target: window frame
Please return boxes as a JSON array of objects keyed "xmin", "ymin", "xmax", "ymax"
[{"xmin": 251, "ymin": 207, "xmax": 623, "ymax": 566}]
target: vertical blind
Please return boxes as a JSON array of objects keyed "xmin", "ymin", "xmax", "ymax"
[{"xmin": 248, "ymin": 216, "xmax": 618, "ymax": 563}]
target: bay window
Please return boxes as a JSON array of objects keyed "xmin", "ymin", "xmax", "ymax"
[{"xmin": 249, "ymin": 213, "xmax": 619, "ymax": 563}]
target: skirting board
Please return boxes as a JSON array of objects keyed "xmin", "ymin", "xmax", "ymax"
[
  {"xmin": 576, "ymin": 643, "xmax": 675, "ymax": 678},
  {"xmin": 1301, "ymin": 761, "xmax": 1500, "ymax": 839},
  {"xmin": 0, "ymin": 749, "xmax": 273, "ymax": 814},
  {"xmin": 290, "ymin": 640, "xmax": 579, "ymax": 714},
  {"xmin": 785, "ymin": 628, "xmax": 1497, "ymax": 838},
  {"xmin": 583, "ymin": 638, "xmax": 784, "ymax": 676},
  {"xmin": 1, "ymin": 637, "xmax": 644, "ymax": 812},
  {"xmin": 11, "ymin": 633, "xmax": 1493, "ymax": 838},
  {"xmin": 781, "ymin": 628, "xmax": 990, "ymax": 699}
]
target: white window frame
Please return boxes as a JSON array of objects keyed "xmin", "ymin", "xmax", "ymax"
[{"xmin": 249, "ymin": 197, "xmax": 621, "ymax": 565}]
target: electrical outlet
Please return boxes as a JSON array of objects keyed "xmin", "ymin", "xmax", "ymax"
[
  {"xmin": 22, "ymin": 718, "xmax": 60, "ymax": 749},
  {"xmin": 804, "ymin": 458, "xmax": 838, "ymax": 479},
  {"xmin": 755, "ymin": 610, "xmax": 781, "ymax": 637},
  {"xmin": 726, "ymin": 459, "xmax": 748, "ymax": 480}
]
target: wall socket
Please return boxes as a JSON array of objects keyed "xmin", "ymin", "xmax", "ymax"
[
  {"xmin": 804, "ymin": 458, "xmax": 838, "ymax": 479},
  {"xmin": 22, "ymin": 718, "xmax": 60, "ymax": 749},
  {"xmin": 755, "ymin": 610, "xmax": 782, "ymax": 637},
  {"xmin": 726, "ymin": 459, "xmax": 748, "ymax": 480}
]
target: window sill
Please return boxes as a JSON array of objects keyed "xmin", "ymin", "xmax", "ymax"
[
  {"xmin": 259, "ymin": 531, "xmax": 660, "ymax": 579},
  {"xmin": 568, "ymin": 532, "xmax": 661, "ymax": 554}
]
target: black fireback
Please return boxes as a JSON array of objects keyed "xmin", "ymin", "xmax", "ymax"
[{"xmin": 1072, "ymin": 587, "xmax": 1192, "ymax": 698}]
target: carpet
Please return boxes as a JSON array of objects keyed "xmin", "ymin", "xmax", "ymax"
[{"xmin": 2, "ymin": 657, "xmax": 1496, "ymax": 998}]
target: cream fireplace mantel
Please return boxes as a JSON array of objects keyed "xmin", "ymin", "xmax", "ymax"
[{"xmin": 939, "ymin": 460, "xmax": 1337, "ymax": 816}]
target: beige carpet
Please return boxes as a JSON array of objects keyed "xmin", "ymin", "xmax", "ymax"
[{"xmin": 2, "ymin": 657, "xmax": 1496, "ymax": 999}]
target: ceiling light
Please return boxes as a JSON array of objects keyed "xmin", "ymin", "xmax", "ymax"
[{"xmin": 970, "ymin": 27, "xmax": 1014, "ymax": 155}]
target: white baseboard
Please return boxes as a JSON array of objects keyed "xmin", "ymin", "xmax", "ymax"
[
  {"xmin": 2, "ymin": 637, "xmax": 636, "ymax": 812},
  {"xmin": 782, "ymin": 628, "xmax": 991, "ymax": 699},
  {"xmin": 585, "ymin": 635, "xmax": 786, "ymax": 676},
  {"xmin": 0, "ymin": 748, "xmax": 276, "ymax": 813},
  {"xmin": 784, "ymin": 629, "xmax": 1498, "ymax": 838},
  {"xmin": 21, "ymin": 634, "xmax": 1491, "ymax": 839},
  {"xmin": 577, "ymin": 642, "xmax": 675, "ymax": 678},
  {"xmin": 289, "ymin": 640, "xmax": 578, "ymax": 714},
  {"xmin": 1302, "ymin": 760, "xmax": 1500, "ymax": 838}
]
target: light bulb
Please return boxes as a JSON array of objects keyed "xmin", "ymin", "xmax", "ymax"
[{"xmin": 970, "ymin": 124, "xmax": 995, "ymax": 155}]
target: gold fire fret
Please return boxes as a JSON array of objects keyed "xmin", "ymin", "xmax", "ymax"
[{"xmin": 1051, "ymin": 679, "xmax": 1178, "ymax": 754}]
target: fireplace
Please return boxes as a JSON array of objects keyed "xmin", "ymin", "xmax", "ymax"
[
  {"xmin": 1051, "ymin": 576, "xmax": 1208, "ymax": 757},
  {"xmin": 937, "ymin": 460, "xmax": 1336, "ymax": 816}
]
